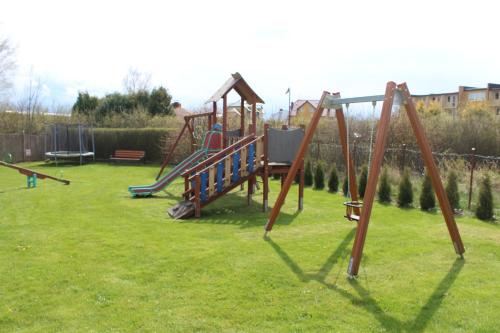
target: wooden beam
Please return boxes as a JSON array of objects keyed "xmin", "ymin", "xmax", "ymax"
[
  {"xmin": 265, "ymin": 92, "xmax": 330, "ymax": 233},
  {"xmin": 212, "ymin": 101, "xmax": 217, "ymax": 127},
  {"xmin": 240, "ymin": 97, "xmax": 245, "ymax": 137},
  {"xmin": 252, "ymin": 103, "xmax": 257, "ymax": 134},
  {"xmin": 156, "ymin": 121, "xmax": 189, "ymax": 180},
  {"xmin": 347, "ymin": 82, "xmax": 396, "ymax": 277},
  {"xmin": 223, "ymin": 94, "xmax": 228, "ymax": 148},
  {"xmin": 335, "ymin": 105, "xmax": 361, "ymax": 216},
  {"xmin": 398, "ymin": 82, "xmax": 465, "ymax": 256}
]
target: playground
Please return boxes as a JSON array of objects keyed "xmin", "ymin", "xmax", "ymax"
[{"xmin": 1, "ymin": 162, "xmax": 499, "ymax": 332}]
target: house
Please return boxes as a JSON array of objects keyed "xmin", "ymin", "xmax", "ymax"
[
  {"xmin": 411, "ymin": 83, "xmax": 500, "ymax": 116},
  {"xmin": 172, "ymin": 102, "xmax": 192, "ymax": 118},
  {"xmin": 289, "ymin": 100, "xmax": 335, "ymax": 119},
  {"xmin": 224, "ymin": 100, "xmax": 264, "ymax": 119}
]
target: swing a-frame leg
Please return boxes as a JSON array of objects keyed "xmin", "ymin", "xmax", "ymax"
[{"xmin": 264, "ymin": 81, "xmax": 465, "ymax": 278}]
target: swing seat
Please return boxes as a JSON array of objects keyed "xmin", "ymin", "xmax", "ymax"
[{"xmin": 344, "ymin": 201, "xmax": 363, "ymax": 222}]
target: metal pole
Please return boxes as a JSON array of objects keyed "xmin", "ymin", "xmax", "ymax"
[
  {"xmin": 78, "ymin": 124, "xmax": 83, "ymax": 165},
  {"xmin": 288, "ymin": 88, "xmax": 291, "ymax": 126},
  {"xmin": 468, "ymin": 147, "xmax": 476, "ymax": 210},
  {"xmin": 91, "ymin": 125, "xmax": 95, "ymax": 161}
]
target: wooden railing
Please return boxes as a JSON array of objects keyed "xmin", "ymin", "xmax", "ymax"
[
  {"xmin": 180, "ymin": 135, "xmax": 255, "ymax": 178},
  {"xmin": 184, "ymin": 135, "xmax": 264, "ymax": 217}
]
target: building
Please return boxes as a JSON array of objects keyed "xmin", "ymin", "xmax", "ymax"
[
  {"xmin": 411, "ymin": 83, "xmax": 500, "ymax": 116},
  {"xmin": 289, "ymin": 99, "xmax": 335, "ymax": 119}
]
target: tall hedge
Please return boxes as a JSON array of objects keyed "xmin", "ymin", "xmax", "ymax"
[
  {"xmin": 378, "ymin": 167, "xmax": 391, "ymax": 203},
  {"xmin": 397, "ymin": 169, "xmax": 414, "ymax": 207},
  {"xmin": 314, "ymin": 162, "xmax": 325, "ymax": 190},
  {"xmin": 445, "ymin": 171, "xmax": 460, "ymax": 209},
  {"xmin": 92, "ymin": 128, "xmax": 179, "ymax": 162},
  {"xmin": 342, "ymin": 176, "xmax": 349, "ymax": 197},
  {"xmin": 476, "ymin": 175, "xmax": 494, "ymax": 220},
  {"xmin": 358, "ymin": 165, "xmax": 368, "ymax": 198},
  {"xmin": 328, "ymin": 165, "xmax": 339, "ymax": 193},
  {"xmin": 420, "ymin": 172, "xmax": 436, "ymax": 211},
  {"xmin": 304, "ymin": 160, "xmax": 313, "ymax": 187}
]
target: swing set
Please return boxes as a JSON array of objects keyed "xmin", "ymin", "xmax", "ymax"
[{"xmin": 264, "ymin": 82, "xmax": 465, "ymax": 277}]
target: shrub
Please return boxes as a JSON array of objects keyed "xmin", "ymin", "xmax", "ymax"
[
  {"xmin": 342, "ymin": 176, "xmax": 349, "ymax": 197},
  {"xmin": 314, "ymin": 162, "xmax": 325, "ymax": 190},
  {"xmin": 476, "ymin": 175, "xmax": 494, "ymax": 220},
  {"xmin": 304, "ymin": 160, "xmax": 313, "ymax": 187},
  {"xmin": 273, "ymin": 173, "xmax": 281, "ymax": 180},
  {"xmin": 378, "ymin": 167, "xmax": 391, "ymax": 203},
  {"xmin": 420, "ymin": 172, "xmax": 436, "ymax": 211},
  {"xmin": 445, "ymin": 171, "xmax": 460, "ymax": 209},
  {"xmin": 358, "ymin": 165, "xmax": 368, "ymax": 198},
  {"xmin": 397, "ymin": 169, "xmax": 413, "ymax": 207},
  {"xmin": 328, "ymin": 165, "xmax": 339, "ymax": 193}
]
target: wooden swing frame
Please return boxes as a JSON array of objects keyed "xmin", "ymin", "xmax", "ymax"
[{"xmin": 264, "ymin": 82, "xmax": 465, "ymax": 277}]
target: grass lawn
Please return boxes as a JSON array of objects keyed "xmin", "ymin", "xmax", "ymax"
[{"xmin": 1, "ymin": 162, "xmax": 499, "ymax": 332}]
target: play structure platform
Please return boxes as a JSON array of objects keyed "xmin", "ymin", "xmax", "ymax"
[{"xmin": 0, "ymin": 161, "xmax": 70, "ymax": 187}]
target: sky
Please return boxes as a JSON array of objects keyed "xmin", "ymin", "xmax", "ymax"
[{"xmin": 1, "ymin": 0, "xmax": 500, "ymax": 116}]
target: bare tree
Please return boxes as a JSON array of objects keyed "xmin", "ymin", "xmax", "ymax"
[
  {"xmin": 0, "ymin": 37, "xmax": 16, "ymax": 98},
  {"xmin": 17, "ymin": 74, "xmax": 42, "ymax": 136},
  {"xmin": 122, "ymin": 67, "xmax": 151, "ymax": 94}
]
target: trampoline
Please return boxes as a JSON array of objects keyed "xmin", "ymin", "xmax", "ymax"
[{"xmin": 45, "ymin": 124, "xmax": 95, "ymax": 165}]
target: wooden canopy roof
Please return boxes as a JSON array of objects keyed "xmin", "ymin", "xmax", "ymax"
[{"xmin": 206, "ymin": 72, "xmax": 265, "ymax": 105}]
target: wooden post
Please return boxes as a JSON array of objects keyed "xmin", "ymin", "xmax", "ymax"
[
  {"xmin": 299, "ymin": 159, "xmax": 304, "ymax": 210},
  {"xmin": 335, "ymin": 105, "xmax": 361, "ymax": 216},
  {"xmin": 252, "ymin": 102, "xmax": 257, "ymax": 134},
  {"xmin": 265, "ymin": 92, "xmax": 330, "ymax": 233},
  {"xmin": 468, "ymin": 147, "xmax": 476, "ymax": 209},
  {"xmin": 347, "ymin": 82, "xmax": 396, "ymax": 277},
  {"xmin": 240, "ymin": 97, "xmax": 245, "ymax": 137},
  {"xmin": 212, "ymin": 101, "xmax": 217, "ymax": 128},
  {"xmin": 263, "ymin": 124, "xmax": 269, "ymax": 211},
  {"xmin": 223, "ymin": 95, "xmax": 228, "ymax": 148},
  {"xmin": 401, "ymin": 143, "xmax": 407, "ymax": 173},
  {"xmin": 194, "ymin": 174, "xmax": 201, "ymax": 218},
  {"xmin": 399, "ymin": 82, "xmax": 465, "ymax": 255},
  {"xmin": 184, "ymin": 175, "xmax": 189, "ymax": 200},
  {"xmin": 156, "ymin": 121, "xmax": 189, "ymax": 180}
]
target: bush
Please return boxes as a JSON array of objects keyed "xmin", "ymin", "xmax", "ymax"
[
  {"xmin": 314, "ymin": 162, "xmax": 325, "ymax": 190},
  {"xmin": 358, "ymin": 165, "xmax": 368, "ymax": 198},
  {"xmin": 397, "ymin": 169, "xmax": 413, "ymax": 207},
  {"xmin": 342, "ymin": 176, "xmax": 349, "ymax": 197},
  {"xmin": 328, "ymin": 165, "xmax": 339, "ymax": 193},
  {"xmin": 476, "ymin": 175, "xmax": 494, "ymax": 220},
  {"xmin": 378, "ymin": 167, "xmax": 391, "ymax": 203},
  {"xmin": 446, "ymin": 171, "xmax": 460, "ymax": 209},
  {"xmin": 420, "ymin": 172, "xmax": 436, "ymax": 211},
  {"xmin": 273, "ymin": 173, "xmax": 281, "ymax": 180},
  {"xmin": 304, "ymin": 160, "xmax": 313, "ymax": 187}
]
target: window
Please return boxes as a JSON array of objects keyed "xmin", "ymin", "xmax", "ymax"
[
  {"xmin": 497, "ymin": 108, "xmax": 500, "ymax": 116},
  {"xmin": 468, "ymin": 91, "xmax": 486, "ymax": 101},
  {"xmin": 496, "ymin": 92, "xmax": 499, "ymax": 100},
  {"xmin": 447, "ymin": 96, "xmax": 451, "ymax": 102},
  {"xmin": 432, "ymin": 97, "xmax": 436, "ymax": 101}
]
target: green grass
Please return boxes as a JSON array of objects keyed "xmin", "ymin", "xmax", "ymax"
[{"xmin": 1, "ymin": 162, "xmax": 499, "ymax": 332}]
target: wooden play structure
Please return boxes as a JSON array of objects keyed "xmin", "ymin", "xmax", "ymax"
[
  {"xmin": 156, "ymin": 72, "xmax": 264, "ymax": 180},
  {"xmin": 264, "ymin": 82, "xmax": 465, "ymax": 277},
  {"xmin": 170, "ymin": 124, "xmax": 305, "ymax": 218},
  {"xmin": 0, "ymin": 161, "xmax": 70, "ymax": 187}
]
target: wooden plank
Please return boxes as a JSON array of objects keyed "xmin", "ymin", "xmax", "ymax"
[
  {"xmin": 208, "ymin": 167, "xmax": 215, "ymax": 196},
  {"xmin": 241, "ymin": 147, "xmax": 248, "ymax": 177},
  {"xmin": 224, "ymin": 157, "xmax": 231, "ymax": 187},
  {"xmin": 255, "ymin": 139, "xmax": 263, "ymax": 168}
]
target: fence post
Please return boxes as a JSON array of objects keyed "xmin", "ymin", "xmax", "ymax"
[
  {"xmin": 400, "ymin": 143, "xmax": 406, "ymax": 172},
  {"xmin": 468, "ymin": 147, "xmax": 476, "ymax": 210}
]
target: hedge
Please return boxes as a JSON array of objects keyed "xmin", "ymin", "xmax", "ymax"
[{"xmin": 91, "ymin": 128, "xmax": 188, "ymax": 162}]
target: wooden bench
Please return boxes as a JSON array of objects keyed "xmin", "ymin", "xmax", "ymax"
[{"xmin": 110, "ymin": 150, "xmax": 146, "ymax": 162}]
